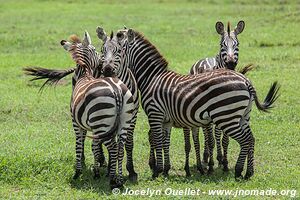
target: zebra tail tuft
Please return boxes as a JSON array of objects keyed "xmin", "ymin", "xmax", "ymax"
[
  {"xmin": 23, "ymin": 66, "xmax": 76, "ymax": 92},
  {"xmin": 251, "ymin": 81, "xmax": 280, "ymax": 112},
  {"xmin": 238, "ymin": 63, "xmax": 255, "ymax": 75}
]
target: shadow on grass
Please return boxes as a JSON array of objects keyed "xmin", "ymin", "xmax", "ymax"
[{"xmin": 69, "ymin": 166, "xmax": 139, "ymax": 195}]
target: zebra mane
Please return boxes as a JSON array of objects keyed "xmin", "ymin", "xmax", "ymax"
[
  {"xmin": 133, "ymin": 30, "xmax": 169, "ymax": 69},
  {"xmin": 69, "ymin": 34, "xmax": 81, "ymax": 44},
  {"xmin": 227, "ymin": 22, "xmax": 230, "ymax": 35}
]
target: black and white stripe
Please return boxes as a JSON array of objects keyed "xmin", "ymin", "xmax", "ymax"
[
  {"xmin": 24, "ymin": 32, "xmax": 135, "ymax": 189},
  {"xmin": 184, "ymin": 20, "xmax": 246, "ymax": 174},
  {"xmin": 102, "ymin": 28, "xmax": 279, "ymax": 180}
]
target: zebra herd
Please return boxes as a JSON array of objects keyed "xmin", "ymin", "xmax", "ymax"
[{"xmin": 23, "ymin": 20, "xmax": 280, "ymax": 189}]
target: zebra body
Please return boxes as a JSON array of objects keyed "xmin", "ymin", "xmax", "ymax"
[
  {"xmin": 184, "ymin": 20, "xmax": 245, "ymax": 175},
  {"xmin": 63, "ymin": 32, "xmax": 136, "ymax": 188},
  {"xmin": 102, "ymin": 28, "xmax": 279, "ymax": 180},
  {"xmin": 96, "ymin": 28, "xmax": 139, "ymax": 181}
]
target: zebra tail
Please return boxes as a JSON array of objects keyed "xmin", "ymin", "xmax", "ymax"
[
  {"xmin": 238, "ymin": 63, "xmax": 255, "ymax": 75},
  {"xmin": 23, "ymin": 66, "xmax": 76, "ymax": 91},
  {"xmin": 250, "ymin": 81, "xmax": 280, "ymax": 112}
]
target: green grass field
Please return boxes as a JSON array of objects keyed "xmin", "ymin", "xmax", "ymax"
[{"xmin": 0, "ymin": 0, "xmax": 299, "ymax": 199}]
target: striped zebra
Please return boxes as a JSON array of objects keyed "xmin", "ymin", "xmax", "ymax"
[
  {"xmin": 102, "ymin": 28, "xmax": 280, "ymax": 180},
  {"xmin": 184, "ymin": 20, "xmax": 246, "ymax": 175},
  {"xmin": 96, "ymin": 27, "xmax": 139, "ymax": 182},
  {"xmin": 24, "ymin": 32, "xmax": 135, "ymax": 188}
]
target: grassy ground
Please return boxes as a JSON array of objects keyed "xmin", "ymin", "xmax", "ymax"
[{"xmin": 0, "ymin": 0, "xmax": 299, "ymax": 199}]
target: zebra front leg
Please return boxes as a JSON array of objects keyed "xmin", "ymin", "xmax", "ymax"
[
  {"xmin": 214, "ymin": 127, "xmax": 223, "ymax": 167},
  {"xmin": 148, "ymin": 130, "xmax": 156, "ymax": 171},
  {"xmin": 192, "ymin": 127, "xmax": 204, "ymax": 175},
  {"xmin": 222, "ymin": 132, "xmax": 229, "ymax": 172},
  {"xmin": 163, "ymin": 126, "xmax": 171, "ymax": 177},
  {"xmin": 183, "ymin": 128, "xmax": 191, "ymax": 177},
  {"xmin": 152, "ymin": 129, "xmax": 164, "ymax": 178},
  {"xmin": 206, "ymin": 125, "xmax": 215, "ymax": 174},
  {"xmin": 125, "ymin": 130, "xmax": 138, "ymax": 182},
  {"xmin": 73, "ymin": 126, "xmax": 87, "ymax": 179}
]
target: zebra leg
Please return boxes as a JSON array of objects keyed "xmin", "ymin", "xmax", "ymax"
[
  {"xmin": 148, "ymin": 130, "xmax": 156, "ymax": 171},
  {"xmin": 183, "ymin": 128, "xmax": 191, "ymax": 177},
  {"xmin": 245, "ymin": 128, "xmax": 255, "ymax": 180},
  {"xmin": 91, "ymin": 139, "xmax": 102, "ymax": 178},
  {"xmin": 125, "ymin": 129, "xmax": 138, "ymax": 182},
  {"xmin": 151, "ymin": 128, "xmax": 164, "ymax": 178},
  {"xmin": 202, "ymin": 127, "xmax": 209, "ymax": 165},
  {"xmin": 148, "ymin": 114, "xmax": 164, "ymax": 178},
  {"xmin": 98, "ymin": 143, "xmax": 106, "ymax": 167},
  {"xmin": 163, "ymin": 125, "xmax": 171, "ymax": 177},
  {"xmin": 222, "ymin": 132, "xmax": 229, "ymax": 172},
  {"xmin": 215, "ymin": 127, "xmax": 223, "ymax": 167},
  {"xmin": 105, "ymin": 139, "xmax": 118, "ymax": 189},
  {"xmin": 224, "ymin": 125, "xmax": 249, "ymax": 180},
  {"xmin": 73, "ymin": 125, "xmax": 87, "ymax": 180},
  {"xmin": 192, "ymin": 127, "xmax": 205, "ymax": 175},
  {"xmin": 117, "ymin": 137, "xmax": 125, "ymax": 187},
  {"xmin": 207, "ymin": 125, "xmax": 215, "ymax": 174}
]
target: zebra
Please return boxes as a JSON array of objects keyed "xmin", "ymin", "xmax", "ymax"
[
  {"xmin": 184, "ymin": 20, "xmax": 246, "ymax": 175},
  {"xmin": 101, "ymin": 28, "xmax": 280, "ymax": 180},
  {"xmin": 24, "ymin": 31, "xmax": 135, "ymax": 189},
  {"xmin": 96, "ymin": 27, "xmax": 139, "ymax": 182}
]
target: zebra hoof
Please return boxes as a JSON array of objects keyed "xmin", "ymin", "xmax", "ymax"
[
  {"xmin": 73, "ymin": 169, "xmax": 82, "ymax": 180},
  {"xmin": 128, "ymin": 172, "xmax": 138, "ymax": 182},
  {"xmin": 197, "ymin": 166, "xmax": 205, "ymax": 175},
  {"xmin": 207, "ymin": 167, "xmax": 214, "ymax": 175},
  {"xmin": 244, "ymin": 171, "xmax": 253, "ymax": 180},
  {"xmin": 223, "ymin": 166, "xmax": 229, "ymax": 172},
  {"xmin": 185, "ymin": 171, "xmax": 191, "ymax": 177}
]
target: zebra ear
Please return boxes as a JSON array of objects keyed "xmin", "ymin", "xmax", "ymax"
[
  {"xmin": 96, "ymin": 26, "xmax": 107, "ymax": 42},
  {"xmin": 116, "ymin": 31, "xmax": 125, "ymax": 43},
  {"xmin": 60, "ymin": 40, "xmax": 72, "ymax": 51},
  {"xmin": 127, "ymin": 28, "xmax": 135, "ymax": 43},
  {"xmin": 82, "ymin": 31, "xmax": 92, "ymax": 47},
  {"xmin": 215, "ymin": 21, "xmax": 224, "ymax": 35},
  {"xmin": 234, "ymin": 20, "xmax": 245, "ymax": 35}
]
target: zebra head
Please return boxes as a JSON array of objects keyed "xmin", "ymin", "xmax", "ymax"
[
  {"xmin": 60, "ymin": 31, "xmax": 102, "ymax": 82},
  {"xmin": 216, "ymin": 20, "xmax": 245, "ymax": 70},
  {"xmin": 97, "ymin": 27, "xmax": 126, "ymax": 77}
]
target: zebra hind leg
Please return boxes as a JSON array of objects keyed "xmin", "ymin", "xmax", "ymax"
[
  {"xmin": 222, "ymin": 132, "xmax": 229, "ymax": 172},
  {"xmin": 229, "ymin": 129, "xmax": 250, "ymax": 180},
  {"xmin": 192, "ymin": 128, "xmax": 205, "ymax": 175},
  {"xmin": 202, "ymin": 127, "xmax": 209, "ymax": 166},
  {"xmin": 73, "ymin": 126, "xmax": 87, "ymax": 180},
  {"xmin": 206, "ymin": 125, "xmax": 215, "ymax": 174},
  {"xmin": 183, "ymin": 128, "xmax": 191, "ymax": 177},
  {"xmin": 214, "ymin": 127, "xmax": 223, "ymax": 167},
  {"xmin": 244, "ymin": 127, "xmax": 255, "ymax": 180},
  {"xmin": 91, "ymin": 139, "xmax": 102, "ymax": 179},
  {"xmin": 104, "ymin": 139, "xmax": 118, "ymax": 189},
  {"xmin": 98, "ymin": 143, "xmax": 106, "ymax": 167}
]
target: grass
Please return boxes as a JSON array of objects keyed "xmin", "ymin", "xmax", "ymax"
[{"xmin": 0, "ymin": 0, "xmax": 299, "ymax": 199}]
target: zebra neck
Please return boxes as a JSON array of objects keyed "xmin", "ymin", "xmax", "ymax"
[
  {"xmin": 215, "ymin": 54, "xmax": 226, "ymax": 69},
  {"xmin": 128, "ymin": 49, "xmax": 167, "ymax": 92}
]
